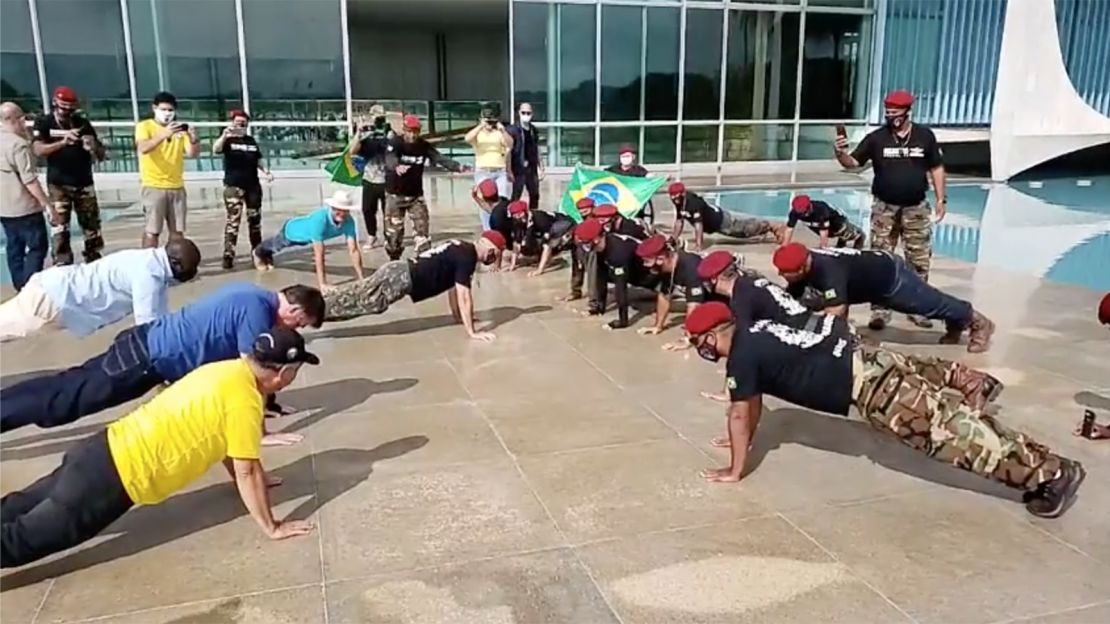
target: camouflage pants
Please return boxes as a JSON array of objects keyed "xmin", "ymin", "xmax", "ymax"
[
  {"xmin": 223, "ymin": 185, "xmax": 262, "ymax": 261},
  {"xmin": 870, "ymin": 200, "xmax": 931, "ymax": 316},
  {"xmin": 833, "ymin": 221, "xmax": 866, "ymax": 249},
  {"xmin": 323, "ymin": 260, "xmax": 412, "ymax": 321},
  {"xmin": 718, "ymin": 211, "xmax": 780, "ymax": 241},
  {"xmin": 384, "ymin": 194, "xmax": 430, "ymax": 261},
  {"xmin": 48, "ymin": 184, "xmax": 102, "ymax": 265},
  {"xmin": 851, "ymin": 343, "xmax": 1061, "ymax": 491}
]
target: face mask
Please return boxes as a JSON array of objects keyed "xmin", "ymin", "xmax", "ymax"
[
  {"xmin": 695, "ymin": 335, "xmax": 720, "ymax": 362},
  {"xmin": 885, "ymin": 113, "xmax": 907, "ymax": 130},
  {"xmin": 619, "ymin": 154, "xmax": 634, "ymax": 167},
  {"xmin": 54, "ymin": 105, "xmax": 74, "ymax": 120},
  {"xmin": 519, "ymin": 112, "xmax": 532, "ymax": 125},
  {"xmin": 154, "ymin": 109, "xmax": 175, "ymax": 124}
]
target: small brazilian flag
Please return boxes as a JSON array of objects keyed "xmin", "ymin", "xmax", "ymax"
[
  {"xmin": 324, "ymin": 143, "xmax": 365, "ymax": 187},
  {"xmin": 559, "ymin": 164, "xmax": 667, "ymax": 223}
]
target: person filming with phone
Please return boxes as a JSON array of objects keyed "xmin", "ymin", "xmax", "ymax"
[
  {"xmin": 213, "ymin": 109, "xmax": 272, "ymax": 269},
  {"xmin": 465, "ymin": 105, "xmax": 513, "ymax": 231},
  {"xmin": 134, "ymin": 91, "xmax": 201, "ymax": 249}
]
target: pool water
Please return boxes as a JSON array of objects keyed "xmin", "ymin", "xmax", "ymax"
[{"xmin": 717, "ymin": 176, "xmax": 1110, "ymax": 292}]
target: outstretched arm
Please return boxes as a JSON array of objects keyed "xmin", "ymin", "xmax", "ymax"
[{"xmin": 702, "ymin": 395, "xmax": 763, "ymax": 483}]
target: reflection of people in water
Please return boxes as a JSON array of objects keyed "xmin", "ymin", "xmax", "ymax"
[{"xmin": 1076, "ymin": 293, "xmax": 1110, "ymax": 441}]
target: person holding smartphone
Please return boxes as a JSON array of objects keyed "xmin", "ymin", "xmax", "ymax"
[
  {"xmin": 134, "ymin": 91, "xmax": 201, "ymax": 249},
  {"xmin": 214, "ymin": 109, "xmax": 272, "ymax": 269},
  {"xmin": 465, "ymin": 104, "xmax": 513, "ymax": 230}
]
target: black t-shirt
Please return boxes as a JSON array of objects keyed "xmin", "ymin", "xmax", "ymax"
[
  {"xmin": 785, "ymin": 249, "xmax": 895, "ymax": 308},
  {"xmin": 385, "ymin": 137, "xmax": 460, "ymax": 197},
  {"xmin": 725, "ymin": 313, "xmax": 854, "ymax": 416},
  {"xmin": 851, "ymin": 124, "xmax": 942, "ymax": 206},
  {"xmin": 31, "ymin": 113, "xmax": 97, "ymax": 187},
  {"xmin": 220, "ymin": 135, "xmax": 262, "ymax": 189},
  {"xmin": 614, "ymin": 217, "xmax": 648, "ymax": 240},
  {"xmin": 605, "ymin": 163, "xmax": 649, "ymax": 177},
  {"xmin": 676, "ymin": 192, "xmax": 725, "ymax": 234},
  {"xmin": 487, "ymin": 199, "xmax": 515, "ymax": 244},
  {"xmin": 658, "ymin": 250, "xmax": 712, "ymax": 304},
  {"xmin": 786, "ymin": 200, "xmax": 849, "ymax": 235},
  {"xmin": 597, "ymin": 232, "xmax": 658, "ymax": 325},
  {"xmin": 730, "ymin": 274, "xmax": 812, "ymax": 328},
  {"xmin": 407, "ymin": 240, "xmax": 479, "ymax": 302},
  {"xmin": 532, "ymin": 211, "xmax": 575, "ymax": 250}
]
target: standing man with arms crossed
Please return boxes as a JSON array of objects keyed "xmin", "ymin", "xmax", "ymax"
[
  {"xmin": 135, "ymin": 91, "xmax": 200, "ymax": 248},
  {"xmin": 0, "ymin": 102, "xmax": 51, "ymax": 291},
  {"xmin": 31, "ymin": 86, "xmax": 106, "ymax": 265},
  {"xmin": 835, "ymin": 90, "xmax": 946, "ymax": 331},
  {"xmin": 507, "ymin": 102, "xmax": 542, "ymax": 212},
  {"xmin": 214, "ymin": 109, "xmax": 272, "ymax": 269}
]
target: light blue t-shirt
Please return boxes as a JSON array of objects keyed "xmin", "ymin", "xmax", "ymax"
[{"xmin": 282, "ymin": 207, "xmax": 357, "ymax": 244}]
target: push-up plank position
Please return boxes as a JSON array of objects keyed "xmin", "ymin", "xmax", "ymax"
[
  {"xmin": 525, "ymin": 206, "xmax": 577, "ymax": 278},
  {"xmin": 574, "ymin": 218, "xmax": 658, "ymax": 329},
  {"xmin": 781, "ymin": 194, "xmax": 865, "ymax": 249},
  {"xmin": 633, "ymin": 234, "xmax": 720, "ymax": 342},
  {"xmin": 668, "ymin": 182, "xmax": 785, "ymax": 251}
]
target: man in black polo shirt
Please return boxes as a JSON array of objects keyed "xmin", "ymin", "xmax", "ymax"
[
  {"xmin": 682, "ymin": 302, "xmax": 1084, "ymax": 519},
  {"xmin": 507, "ymin": 101, "xmax": 541, "ymax": 211},
  {"xmin": 781, "ymin": 194, "xmax": 864, "ymax": 249},
  {"xmin": 322, "ymin": 232, "xmax": 504, "ymax": 342},
  {"xmin": 633, "ymin": 234, "xmax": 718, "ymax": 342},
  {"xmin": 668, "ymin": 182, "xmax": 784, "ymax": 251},
  {"xmin": 835, "ymin": 90, "xmax": 947, "ymax": 330},
  {"xmin": 774, "ymin": 243, "xmax": 994, "ymax": 353},
  {"xmin": 574, "ymin": 219, "xmax": 658, "ymax": 329},
  {"xmin": 31, "ymin": 86, "xmax": 105, "ymax": 265},
  {"xmin": 213, "ymin": 109, "xmax": 272, "ymax": 269}
]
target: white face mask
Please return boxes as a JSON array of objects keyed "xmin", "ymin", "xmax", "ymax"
[
  {"xmin": 519, "ymin": 112, "xmax": 532, "ymax": 125},
  {"xmin": 619, "ymin": 154, "xmax": 635, "ymax": 167},
  {"xmin": 154, "ymin": 108, "xmax": 175, "ymax": 124}
]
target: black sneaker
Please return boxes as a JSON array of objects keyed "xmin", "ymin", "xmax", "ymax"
[
  {"xmin": 264, "ymin": 399, "xmax": 296, "ymax": 419},
  {"xmin": 867, "ymin": 313, "xmax": 888, "ymax": 331},
  {"xmin": 222, "ymin": 256, "xmax": 234, "ymax": 270},
  {"xmin": 1025, "ymin": 459, "xmax": 1085, "ymax": 518}
]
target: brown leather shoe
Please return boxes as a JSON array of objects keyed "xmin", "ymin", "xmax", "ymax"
[
  {"xmin": 938, "ymin": 328, "xmax": 962, "ymax": 345},
  {"xmin": 967, "ymin": 311, "xmax": 995, "ymax": 353},
  {"xmin": 950, "ymin": 364, "xmax": 1004, "ymax": 411}
]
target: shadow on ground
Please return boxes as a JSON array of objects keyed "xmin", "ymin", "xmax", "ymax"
[
  {"xmin": 319, "ymin": 305, "xmax": 551, "ymax": 339},
  {"xmin": 0, "ymin": 369, "xmax": 60, "ymax": 390}
]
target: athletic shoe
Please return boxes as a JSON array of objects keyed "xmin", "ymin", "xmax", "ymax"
[
  {"xmin": 1025, "ymin": 459, "xmax": 1084, "ymax": 518},
  {"xmin": 222, "ymin": 256, "xmax": 234, "ymax": 270},
  {"xmin": 907, "ymin": 314, "xmax": 934, "ymax": 328}
]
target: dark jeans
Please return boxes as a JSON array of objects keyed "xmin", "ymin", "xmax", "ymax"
[
  {"xmin": 1, "ymin": 430, "xmax": 133, "ymax": 568},
  {"xmin": 510, "ymin": 167, "xmax": 540, "ymax": 211},
  {"xmin": 1, "ymin": 213, "xmax": 48, "ymax": 291},
  {"xmin": 0, "ymin": 325, "xmax": 162, "ymax": 432},
  {"xmin": 253, "ymin": 227, "xmax": 303, "ymax": 264},
  {"xmin": 882, "ymin": 255, "xmax": 974, "ymax": 331},
  {"xmin": 361, "ymin": 181, "xmax": 386, "ymax": 237}
]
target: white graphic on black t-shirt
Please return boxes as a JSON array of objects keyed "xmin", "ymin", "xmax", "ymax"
[
  {"xmin": 749, "ymin": 314, "xmax": 834, "ymax": 349},
  {"xmin": 753, "ymin": 278, "xmax": 808, "ymax": 315}
]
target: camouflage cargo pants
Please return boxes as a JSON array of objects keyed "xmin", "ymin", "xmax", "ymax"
[
  {"xmin": 870, "ymin": 199, "xmax": 931, "ymax": 316},
  {"xmin": 851, "ymin": 343, "xmax": 1061, "ymax": 491},
  {"xmin": 384, "ymin": 194, "xmax": 430, "ymax": 261},
  {"xmin": 718, "ymin": 211, "xmax": 781, "ymax": 242},
  {"xmin": 48, "ymin": 184, "xmax": 103, "ymax": 265},
  {"xmin": 833, "ymin": 221, "xmax": 866, "ymax": 249},
  {"xmin": 323, "ymin": 260, "xmax": 412, "ymax": 321},
  {"xmin": 223, "ymin": 185, "xmax": 263, "ymax": 262}
]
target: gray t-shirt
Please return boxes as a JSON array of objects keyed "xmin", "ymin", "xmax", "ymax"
[{"xmin": 0, "ymin": 128, "xmax": 42, "ymax": 218}]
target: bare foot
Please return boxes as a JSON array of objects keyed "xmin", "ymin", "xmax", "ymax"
[
  {"xmin": 710, "ymin": 436, "xmax": 729, "ymax": 448},
  {"xmin": 700, "ymin": 391, "xmax": 729, "ymax": 403}
]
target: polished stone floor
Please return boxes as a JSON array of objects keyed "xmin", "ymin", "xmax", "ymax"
[{"xmin": 1, "ymin": 183, "xmax": 1108, "ymax": 623}]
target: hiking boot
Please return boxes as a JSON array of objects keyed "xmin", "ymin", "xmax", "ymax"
[
  {"xmin": 907, "ymin": 314, "xmax": 934, "ymax": 328},
  {"xmin": 1025, "ymin": 459, "xmax": 1085, "ymax": 518},
  {"xmin": 950, "ymin": 365, "xmax": 1004, "ymax": 411},
  {"xmin": 867, "ymin": 310, "xmax": 890, "ymax": 331},
  {"xmin": 222, "ymin": 255, "xmax": 234, "ymax": 270},
  {"xmin": 967, "ymin": 311, "xmax": 996, "ymax": 353},
  {"xmin": 938, "ymin": 328, "xmax": 963, "ymax": 345}
]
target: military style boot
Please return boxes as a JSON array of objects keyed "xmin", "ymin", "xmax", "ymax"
[
  {"xmin": 868, "ymin": 309, "xmax": 891, "ymax": 330},
  {"xmin": 949, "ymin": 364, "xmax": 1005, "ymax": 411},
  {"xmin": 967, "ymin": 310, "xmax": 996, "ymax": 354}
]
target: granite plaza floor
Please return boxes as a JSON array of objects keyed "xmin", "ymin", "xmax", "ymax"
[{"xmin": 1, "ymin": 177, "xmax": 1108, "ymax": 623}]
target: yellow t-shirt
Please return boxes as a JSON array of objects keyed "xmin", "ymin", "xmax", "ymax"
[
  {"xmin": 473, "ymin": 128, "xmax": 507, "ymax": 169},
  {"xmin": 107, "ymin": 359, "xmax": 264, "ymax": 505},
  {"xmin": 135, "ymin": 118, "xmax": 188, "ymax": 189}
]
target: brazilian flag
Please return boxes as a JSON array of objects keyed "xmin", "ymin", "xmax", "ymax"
[
  {"xmin": 324, "ymin": 143, "xmax": 365, "ymax": 187},
  {"xmin": 559, "ymin": 164, "xmax": 667, "ymax": 223}
]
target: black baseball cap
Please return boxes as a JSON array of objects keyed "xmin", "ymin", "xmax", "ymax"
[{"xmin": 252, "ymin": 327, "xmax": 320, "ymax": 367}]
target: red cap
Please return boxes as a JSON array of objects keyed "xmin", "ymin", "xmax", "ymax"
[
  {"xmin": 1099, "ymin": 293, "xmax": 1110, "ymax": 325},
  {"xmin": 791, "ymin": 195, "xmax": 811, "ymax": 213},
  {"xmin": 773, "ymin": 243, "xmax": 810, "ymax": 273},
  {"xmin": 575, "ymin": 197, "xmax": 595, "ymax": 211},
  {"xmin": 508, "ymin": 200, "xmax": 528, "ymax": 216},
  {"xmin": 229, "ymin": 108, "xmax": 250, "ymax": 121},
  {"xmin": 684, "ymin": 302, "xmax": 733, "ymax": 336},
  {"xmin": 574, "ymin": 218, "xmax": 604, "ymax": 243},
  {"xmin": 635, "ymin": 235, "xmax": 668, "ymax": 259},
  {"xmin": 593, "ymin": 204, "xmax": 618, "ymax": 219},
  {"xmin": 696, "ymin": 250, "xmax": 736, "ymax": 281},
  {"xmin": 618, "ymin": 144, "xmax": 636, "ymax": 155},
  {"xmin": 52, "ymin": 86, "xmax": 77, "ymax": 103},
  {"xmin": 481, "ymin": 230, "xmax": 507, "ymax": 251},
  {"xmin": 403, "ymin": 114, "xmax": 421, "ymax": 129},
  {"xmin": 883, "ymin": 90, "xmax": 914, "ymax": 109},
  {"xmin": 668, "ymin": 182, "xmax": 686, "ymax": 196},
  {"xmin": 477, "ymin": 179, "xmax": 498, "ymax": 200}
]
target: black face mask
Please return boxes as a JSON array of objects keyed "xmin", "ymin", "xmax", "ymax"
[
  {"xmin": 694, "ymin": 333, "xmax": 720, "ymax": 362},
  {"xmin": 373, "ymin": 116, "xmax": 386, "ymax": 127},
  {"xmin": 885, "ymin": 113, "xmax": 908, "ymax": 130}
]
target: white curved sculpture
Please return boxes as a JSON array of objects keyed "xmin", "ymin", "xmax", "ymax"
[{"xmin": 990, "ymin": 0, "xmax": 1110, "ymax": 180}]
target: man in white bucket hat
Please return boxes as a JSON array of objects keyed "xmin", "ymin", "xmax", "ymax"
[{"xmin": 253, "ymin": 189, "xmax": 365, "ymax": 292}]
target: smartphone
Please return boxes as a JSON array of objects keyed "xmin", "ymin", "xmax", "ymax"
[
  {"xmin": 228, "ymin": 126, "xmax": 245, "ymax": 137},
  {"xmin": 835, "ymin": 124, "xmax": 847, "ymax": 140},
  {"xmin": 177, "ymin": 123, "xmax": 190, "ymax": 132}
]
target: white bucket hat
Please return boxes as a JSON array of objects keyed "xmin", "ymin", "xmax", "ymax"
[{"xmin": 325, "ymin": 190, "xmax": 356, "ymax": 211}]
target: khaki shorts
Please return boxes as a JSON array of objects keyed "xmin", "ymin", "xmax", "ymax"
[{"xmin": 141, "ymin": 186, "xmax": 187, "ymax": 235}]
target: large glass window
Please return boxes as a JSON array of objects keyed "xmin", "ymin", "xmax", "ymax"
[
  {"xmin": 645, "ymin": 7, "xmax": 680, "ymax": 121},
  {"xmin": 242, "ymin": 0, "xmax": 345, "ymax": 121},
  {"xmin": 643, "ymin": 126, "xmax": 677, "ymax": 165},
  {"xmin": 37, "ymin": 0, "xmax": 132, "ymax": 120},
  {"xmin": 0, "ymin": 0, "xmax": 40, "ymax": 113},
  {"xmin": 513, "ymin": 2, "xmax": 595, "ymax": 123},
  {"xmin": 600, "ymin": 6, "xmax": 642, "ymax": 122},
  {"xmin": 725, "ymin": 11, "xmax": 800, "ymax": 120},
  {"xmin": 723, "ymin": 124, "xmax": 794, "ymax": 161},
  {"xmin": 799, "ymin": 13, "xmax": 871, "ymax": 120},
  {"xmin": 681, "ymin": 125, "xmax": 719, "ymax": 163},
  {"xmin": 549, "ymin": 127, "xmax": 594, "ymax": 167},
  {"xmin": 128, "ymin": 0, "xmax": 242, "ymax": 121},
  {"xmin": 599, "ymin": 126, "xmax": 639, "ymax": 166},
  {"xmin": 556, "ymin": 3, "xmax": 596, "ymax": 123},
  {"xmin": 682, "ymin": 9, "xmax": 724, "ymax": 121},
  {"xmin": 513, "ymin": 2, "xmax": 550, "ymax": 121}
]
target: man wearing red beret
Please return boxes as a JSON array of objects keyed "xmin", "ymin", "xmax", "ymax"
[
  {"xmin": 774, "ymin": 243, "xmax": 994, "ymax": 353},
  {"xmin": 668, "ymin": 181, "xmax": 785, "ymax": 251},
  {"xmin": 558, "ymin": 198, "xmax": 600, "ymax": 304},
  {"xmin": 323, "ymin": 233, "xmax": 503, "ymax": 342},
  {"xmin": 633, "ymin": 234, "xmax": 721, "ymax": 342},
  {"xmin": 593, "ymin": 203, "xmax": 649, "ymax": 240},
  {"xmin": 834, "ymin": 89, "xmax": 947, "ymax": 331},
  {"xmin": 697, "ymin": 250, "xmax": 810, "ymax": 330},
  {"xmin": 525, "ymin": 205, "xmax": 578, "ymax": 278},
  {"xmin": 471, "ymin": 178, "xmax": 508, "ymax": 235},
  {"xmin": 488, "ymin": 200, "xmax": 534, "ymax": 271},
  {"xmin": 606, "ymin": 145, "xmax": 655, "ymax": 227},
  {"xmin": 682, "ymin": 301, "xmax": 1084, "ymax": 519},
  {"xmin": 781, "ymin": 194, "xmax": 865, "ymax": 250},
  {"xmin": 574, "ymin": 219, "xmax": 658, "ymax": 329}
]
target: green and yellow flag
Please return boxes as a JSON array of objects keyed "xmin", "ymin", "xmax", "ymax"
[
  {"xmin": 559, "ymin": 164, "xmax": 667, "ymax": 223},
  {"xmin": 324, "ymin": 143, "xmax": 364, "ymax": 187}
]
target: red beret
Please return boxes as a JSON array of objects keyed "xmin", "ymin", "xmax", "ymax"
[
  {"xmin": 481, "ymin": 230, "xmax": 507, "ymax": 251},
  {"xmin": 684, "ymin": 301, "xmax": 733, "ymax": 336},
  {"xmin": 696, "ymin": 250, "xmax": 736, "ymax": 281},
  {"xmin": 791, "ymin": 195, "xmax": 811, "ymax": 213},
  {"xmin": 773, "ymin": 243, "xmax": 810, "ymax": 272},
  {"xmin": 477, "ymin": 179, "xmax": 498, "ymax": 200},
  {"xmin": 593, "ymin": 204, "xmax": 618, "ymax": 219},
  {"xmin": 1099, "ymin": 293, "xmax": 1110, "ymax": 325},
  {"xmin": 575, "ymin": 197, "xmax": 595, "ymax": 210},
  {"xmin": 52, "ymin": 86, "xmax": 77, "ymax": 103},
  {"xmin": 668, "ymin": 182, "xmax": 686, "ymax": 196},
  {"xmin": 229, "ymin": 109, "xmax": 250, "ymax": 121},
  {"xmin": 508, "ymin": 200, "xmax": 528, "ymax": 216},
  {"xmin": 884, "ymin": 90, "xmax": 914, "ymax": 108},
  {"xmin": 403, "ymin": 114, "xmax": 421, "ymax": 129},
  {"xmin": 574, "ymin": 218, "xmax": 604, "ymax": 243},
  {"xmin": 635, "ymin": 235, "xmax": 668, "ymax": 259},
  {"xmin": 618, "ymin": 144, "xmax": 636, "ymax": 155}
]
